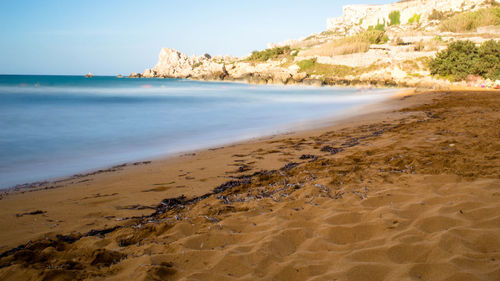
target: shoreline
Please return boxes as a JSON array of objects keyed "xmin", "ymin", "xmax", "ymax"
[
  {"xmin": 0, "ymin": 88, "xmax": 414, "ymax": 248},
  {"xmin": 1, "ymin": 89, "xmax": 498, "ymax": 281},
  {"xmin": 0, "ymin": 87, "xmax": 406, "ymax": 193},
  {"xmin": 129, "ymin": 74, "xmax": 441, "ymax": 90}
]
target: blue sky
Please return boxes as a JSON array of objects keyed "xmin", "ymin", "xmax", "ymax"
[{"xmin": 0, "ymin": 0, "xmax": 392, "ymax": 75}]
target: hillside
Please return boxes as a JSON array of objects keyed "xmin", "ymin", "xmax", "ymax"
[{"xmin": 134, "ymin": 0, "xmax": 500, "ymax": 89}]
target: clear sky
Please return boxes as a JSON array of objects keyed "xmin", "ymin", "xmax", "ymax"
[{"xmin": 0, "ymin": 0, "xmax": 393, "ymax": 75}]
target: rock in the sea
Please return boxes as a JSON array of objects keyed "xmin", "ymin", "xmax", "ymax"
[
  {"xmin": 142, "ymin": 69, "xmax": 157, "ymax": 78},
  {"xmin": 128, "ymin": 72, "xmax": 142, "ymax": 78}
]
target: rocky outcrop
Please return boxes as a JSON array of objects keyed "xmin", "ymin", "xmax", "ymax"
[
  {"xmin": 142, "ymin": 48, "xmax": 227, "ymax": 80},
  {"xmin": 128, "ymin": 72, "xmax": 142, "ymax": 78},
  {"xmin": 140, "ymin": 48, "xmax": 304, "ymax": 85}
]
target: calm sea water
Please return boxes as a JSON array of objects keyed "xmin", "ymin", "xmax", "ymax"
[{"xmin": 0, "ymin": 75, "xmax": 395, "ymax": 188}]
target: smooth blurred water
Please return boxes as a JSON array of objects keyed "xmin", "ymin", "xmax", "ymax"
[{"xmin": 0, "ymin": 75, "xmax": 395, "ymax": 188}]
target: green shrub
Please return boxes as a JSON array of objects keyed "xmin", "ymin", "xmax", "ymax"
[
  {"xmin": 297, "ymin": 59, "xmax": 317, "ymax": 71},
  {"xmin": 433, "ymin": 36, "xmax": 443, "ymax": 42},
  {"xmin": 388, "ymin": 10, "xmax": 401, "ymax": 25},
  {"xmin": 408, "ymin": 13, "xmax": 421, "ymax": 24},
  {"xmin": 429, "ymin": 41, "xmax": 478, "ymax": 81},
  {"xmin": 473, "ymin": 40, "xmax": 500, "ymax": 80},
  {"xmin": 247, "ymin": 46, "xmax": 292, "ymax": 61},
  {"xmin": 367, "ymin": 23, "xmax": 386, "ymax": 31},
  {"xmin": 429, "ymin": 40, "xmax": 500, "ymax": 81},
  {"xmin": 440, "ymin": 7, "xmax": 500, "ymax": 32},
  {"xmin": 375, "ymin": 23, "xmax": 386, "ymax": 31}
]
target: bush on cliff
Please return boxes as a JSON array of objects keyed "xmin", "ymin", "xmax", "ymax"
[
  {"xmin": 247, "ymin": 46, "xmax": 292, "ymax": 62},
  {"xmin": 301, "ymin": 30, "xmax": 388, "ymax": 57},
  {"xmin": 429, "ymin": 40, "xmax": 500, "ymax": 81},
  {"xmin": 408, "ymin": 13, "xmax": 421, "ymax": 24},
  {"xmin": 368, "ymin": 22, "xmax": 386, "ymax": 31},
  {"xmin": 388, "ymin": 11, "xmax": 401, "ymax": 26}
]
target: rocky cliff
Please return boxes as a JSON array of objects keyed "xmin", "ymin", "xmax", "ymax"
[
  {"xmin": 135, "ymin": 0, "xmax": 499, "ymax": 89},
  {"xmin": 140, "ymin": 48, "xmax": 307, "ymax": 85}
]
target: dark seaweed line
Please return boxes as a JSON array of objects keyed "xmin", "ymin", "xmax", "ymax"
[
  {"xmin": 0, "ymin": 171, "xmax": 266, "ymax": 260},
  {"xmin": 0, "ymin": 226, "xmax": 121, "ymax": 261}
]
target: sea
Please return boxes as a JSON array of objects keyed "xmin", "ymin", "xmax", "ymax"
[{"xmin": 0, "ymin": 75, "xmax": 396, "ymax": 188}]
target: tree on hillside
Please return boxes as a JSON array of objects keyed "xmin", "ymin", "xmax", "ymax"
[
  {"xmin": 429, "ymin": 40, "xmax": 500, "ymax": 81},
  {"xmin": 388, "ymin": 11, "xmax": 401, "ymax": 25}
]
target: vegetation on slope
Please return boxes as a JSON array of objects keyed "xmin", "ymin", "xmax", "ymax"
[
  {"xmin": 440, "ymin": 7, "xmax": 500, "ymax": 32},
  {"xmin": 429, "ymin": 40, "xmax": 500, "ymax": 81},
  {"xmin": 246, "ymin": 46, "xmax": 294, "ymax": 62},
  {"xmin": 388, "ymin": 10, "xmax": 401, "ymax": 25},
  {"xmin": 301, "ymin": 30, "xmax": 388, "ymax": 57},
  {"xmin": 357, "ymin": 30, "xmax": 389, "ymax": 44},
  {"xmin": 408, "ymin": 13, "xmax": 421, "ymax": 24},
  {"xmin": 428, "ymin": 9, "xmax": 444, "ymax": 20},
  {"xmin": 297, "ymin": 58, "xmax": 389, "ymax": 78}
]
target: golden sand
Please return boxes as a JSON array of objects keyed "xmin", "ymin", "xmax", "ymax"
[{"xmin": 0, "ymin": 90, "xmax": 499, "ymax": 281}]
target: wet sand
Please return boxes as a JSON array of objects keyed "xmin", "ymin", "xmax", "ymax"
[{"xmin": 0, "ymin": 90, "xmax": 499, "ymax": 281}]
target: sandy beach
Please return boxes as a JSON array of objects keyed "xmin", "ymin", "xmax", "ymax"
[{"xmin": 0, "ymin": 90, "xmax": 499, "ymax": 281}]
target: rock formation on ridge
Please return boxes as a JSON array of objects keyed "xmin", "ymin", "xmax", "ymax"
[{"xmin": 326, "ymin": 0, "xmax": 489, "ymax": 34}]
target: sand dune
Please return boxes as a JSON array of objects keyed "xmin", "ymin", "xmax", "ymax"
[{"xmin": 0, "ymin": 90, "xmax": 499, "ymax": 280}]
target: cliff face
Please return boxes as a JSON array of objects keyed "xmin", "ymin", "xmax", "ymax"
[{"xmin": 327, "ymin": 0, "xmax": 487, "ymax": 34}]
